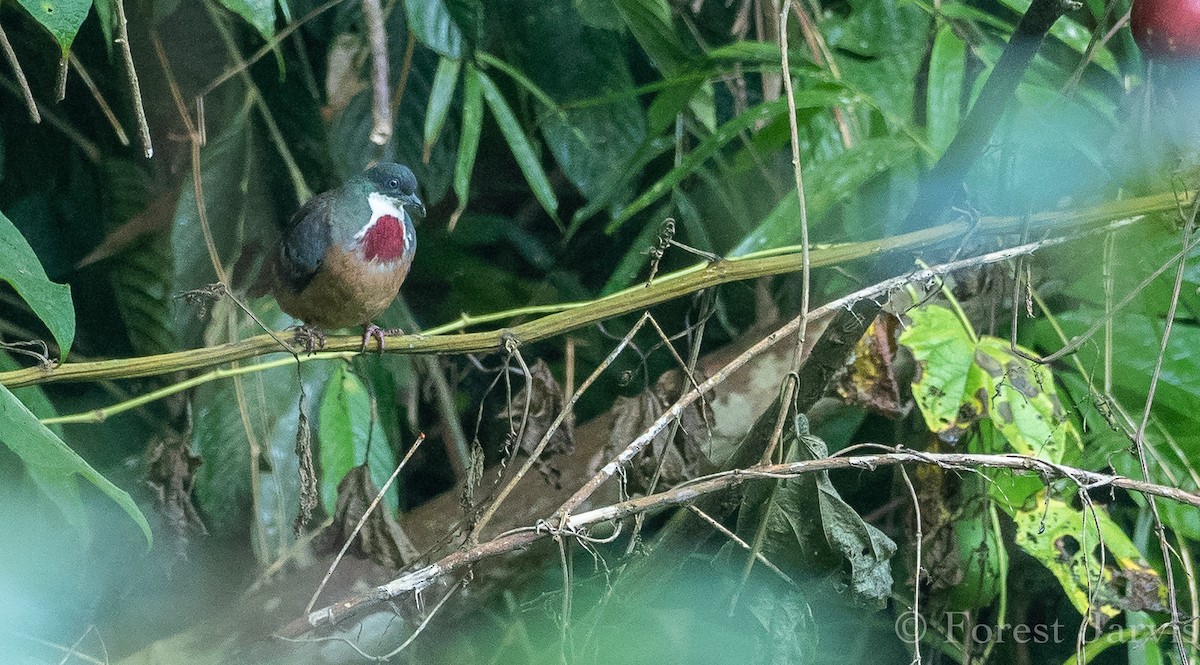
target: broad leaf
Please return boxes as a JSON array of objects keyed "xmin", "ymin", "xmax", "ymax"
[
  {"xmin": 1013, "ymin": 493, "xmax": 1164, "ymax": 623},
  {"xmin": 900, "ymin": 304, "xmax": 1076, "ymax": 461},
  {"xmin": 743, "ymin": 415, "xmax": 896, "ymax": 607},
  {"xmin": 221, "ymin": 0, "xmax": 277, "ymax": 40},
  {"xmin": 926, "ymin": 25, "xmax": 965, "ymax": 160},
  {"xmin": 0, "ymin": 209, "xmax": 75, "ymax": 359},
  {"xmin": 0, "ymin": 384, "xmax": 152, "ymax": 547},
  {"xmin": 16, "ymin": 0, "xmax": 89, "ymax": 54},
  {"xmin": 318, "ymin": 363, "xmax": 399, "ymax": 514},
  {"xmin": 406, "ymin": 0, "xmax": 464, "ymax": 58}
]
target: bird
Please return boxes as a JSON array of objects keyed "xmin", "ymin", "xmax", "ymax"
[{"xmin": 272, "ymin": 162, "xmax": 424, "ymax": 353}]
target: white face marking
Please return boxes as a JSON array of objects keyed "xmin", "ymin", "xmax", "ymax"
[
  {"xmin": 354, "ymin": 192, "xmax": 406, "ymax": 240},
  {"xmin": 354, "ymin": 192, "xmax": 411, "ymax": 271}
]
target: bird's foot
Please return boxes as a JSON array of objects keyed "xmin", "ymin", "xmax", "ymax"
[
  {"xmin": 290, "ymin": 324, "xmax": 327, "ymax": 354},
  {"xmin": 360, "ymin": 323, "xmax": 405, "ymax": 353}
]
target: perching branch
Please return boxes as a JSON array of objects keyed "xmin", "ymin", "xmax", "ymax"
[{"xmin": 0, "ymin": 191, "xmax": 1185, "ymax": 390}]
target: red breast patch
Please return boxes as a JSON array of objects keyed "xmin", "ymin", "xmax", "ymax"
[{"xmin": 361, "ymin": 215, "xmax": 406, "ymax": 262}]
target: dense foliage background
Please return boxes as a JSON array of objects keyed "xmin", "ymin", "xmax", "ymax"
[{"xmin": 1, "ymin": 0, "xmax": 1198, "ymax": 662}]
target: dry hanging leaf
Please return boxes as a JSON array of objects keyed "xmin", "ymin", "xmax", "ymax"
[
  {"xmin": 317, "ymin": 464, "xmax": 419, "ymax": 569},
  {"xmin": 591, "ymin": 369, "xmax": 714, "ymax": 494},
  {"xmin": 294, "ymin": 411, "xmax": 318, "ymax": 534},
  {"xmin": 145, "ymin": 432, "xmax": 207, "ymax": 539},
  {"xmin": 834, "ymin": 314, "xmax": 904, "ymax": 418},
  {"xmin": 498, "ymin": 359, "xmax": 574, "ymax": 465}
]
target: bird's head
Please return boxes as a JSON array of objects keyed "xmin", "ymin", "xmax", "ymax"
[{"xmin": 364, "ymin": 163, "xmax": 425, "ymax": 219}]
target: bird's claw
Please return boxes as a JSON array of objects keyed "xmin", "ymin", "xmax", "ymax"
[
  {"xmin": 360, "ymin": 323, "xmax": 405, "ymax": 353},
  {"xmin": 291, "ymin": 325, "xmax": 327, "ymax": 354}
]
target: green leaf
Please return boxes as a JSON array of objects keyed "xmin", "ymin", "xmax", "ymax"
[
  {"xmin": 221, "ymin": 0, "xmax": 276, "ymax": 40},
  {"xmin": 476, "ymin": 69, "xmax": 560, "ymax": 223},
  {"xmin": 997, "ymin": 0, "xmax": 1119, "ymax": 76},
  {"xmin": 1013, "ymin": 492, "xmax": 1163, "ymax": 622},
  {"xmin": 93, "ymin": 0, "xmax": 115, "ymax": 56},
  {"xmin": 406, "ymin": 0, "xmax": 464, "ymax": 58},
  {"xmin": 745, "ymin": 415, "xmax": 896, "ymax": 607},
  {"xmin": 0, "ymin": 351, "xmax": 61, "ymax": 438},
  {"xmin": 926, "ymin": 25, "xmax": 965, "ymax": 160},
  {"xmin": 607, "ymin": 99, "xmax": 787, "ymax": 234},
  {"xmin": 0, "ymin": 384, "xmax": 152, "ymax": 548},
  {"xmin": 574, "ymin": 0, "xmax": 623, "ymax": 30},
  {"xmin": 943, "ymin": 504, "xmax": 1003, "ymax": 611},
  {"xmin": 98, "ymin": 159, "xmax": 177, "ymax": 356},
  {"xmin": 612, "ymin": 0, "xmax": 692, "ymax": 75},
  {"xmin": 494, "ymin": 5, "xmax": 646, "ymax": 204},
  {"xmin": 0, "ymin": 209, "xmax": 75, "ymax": 360},
  {"xmin": 318, "ymin": 363, "xmax": 399, "ymax": 514},
  {"xmin": 973, "ymin": 337, "xmax": 1077, "ymax": 461},
  {"xmin": 16, "ymin": 0, "xmax": 89, "ymax": 54},
  {"xmin": 190, "ymin": 299, "xmax": 332, "ymax": 554},
  {"xmin": 453, "ymin": 63, "xmax": 485, "ymax": 217},
  {"xmin": 730, "ymin": 135, "xmax": 917, "ymax": 256},
  {"xmin": 423, "ymin": 57, "xmax": 462, "ymax": 155},
  {"xmin": 899, "ymin": 304, "xmax": 1076, "ymax": 461}
]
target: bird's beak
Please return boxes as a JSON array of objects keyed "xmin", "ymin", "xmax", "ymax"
[{"xmin": 402, "ymin": 193, "xmax": 426, "ymax": 219}]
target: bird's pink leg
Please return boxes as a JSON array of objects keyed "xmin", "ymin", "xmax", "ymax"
[
  {"xmin": 291, "ymin": 324, "xmax": 327, "ymax": 354},
  {"xmin": 360, "ymin": 323, "xmax": 407, "ymax": 353}
]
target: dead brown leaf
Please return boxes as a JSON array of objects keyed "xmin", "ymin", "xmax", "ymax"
[
  {"xmin": 317, "ymin": 464, "xmax": 420, "ymax": 569},
  {"xmin": 834, "ymin": 314, "xmax": 905, "ymax": 418},
  {"xmin": 498, "ymin": 359, "xmax": 574, "ymax": 477}
]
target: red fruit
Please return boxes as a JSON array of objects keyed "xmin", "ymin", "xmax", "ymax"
[{"xmin": 1132, "ymin": 0, "xmax": 1200, "ymax": 58}]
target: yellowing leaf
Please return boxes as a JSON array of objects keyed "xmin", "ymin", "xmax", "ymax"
[
  {"xmin": 898, "ymin": 304, "xmax": 983, "ymax": 443},
  {"xmin": 1013, "ymin": 493, "xmax": 1164, "ymax": 624},
  {"xmin": 899, "ymin": 304, "xmax": 1077, "ymax": 461},
  {"xmin": 974, "ymin": 337, "xmax": 1077, "ymax": 461}
]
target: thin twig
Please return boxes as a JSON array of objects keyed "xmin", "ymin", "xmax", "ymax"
[
  {"xmin": 69, "ymin": 53, "xmax": 130, "ymax": 145},
  {"xmin": 389, "ymin": 29, "xmax": 416, "ymax": 136},
  {"xmin": 0, "ymin": 19, "xmax": 39, "ymax": 122},
  {"xmin": 54, "ymin": 55, "xmax": 67, "ymax": 102},
  {"xmin": 688, "ymin": 505, "xmax": 796, "ymax": 586},
  {"xmin": 283, "ymin": 449, "xmax": 1200, "ymax": 637},
  {"xmin": 198, "ymin": 0, "xmax": 344, "ymax": 99},
  {"xmin": 471, "ymin": 314, "xmax": 656, "ymax": 541},
  {"xmin": 114, "ymin": 0, "xmax": 153, "ymax": 157},
  {"xmin": 1011, "ymin": 225, "xmax": 1200, "ymax": 364},
  {"xmin": 898, "ymin": 466, "xmax": 923, "ymax": 664},
  {"xmin": 305, "ymin": 433, "xmax": 426, "ymax": 614},
  {"xmin": 780, "ymin": 0, "xmax": 812, "ymax": 382},
  {"xmin": 552, "ymin": 233, "xmax": 1117, "ymax": 521},
  {"xmin": 362, "ymin": 0, "xmax": 392, "ymax": 146},
  {"xmin": 1131, "ymin": 194, "xmax": 1200, "ymax": 664},
  {"xmin": 377, "ymin": 580, "xmax": 462, "ymax": 660},
  {"xmin": 0, "ymin": 76, "xmax": 100, "ymax": 161},
  {"xmin": 204, "ymin": 2, "xmax": 311, "ymax": 203}
]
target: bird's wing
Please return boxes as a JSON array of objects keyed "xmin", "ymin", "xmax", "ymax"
[{"xmin": 276, "ymin": 193, "xmax": 333, "ymax": 293}]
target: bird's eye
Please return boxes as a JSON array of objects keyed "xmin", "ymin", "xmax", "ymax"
[{"xmin": 388, "ymin": 178, "xmax": 399, "ymax": 189}]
